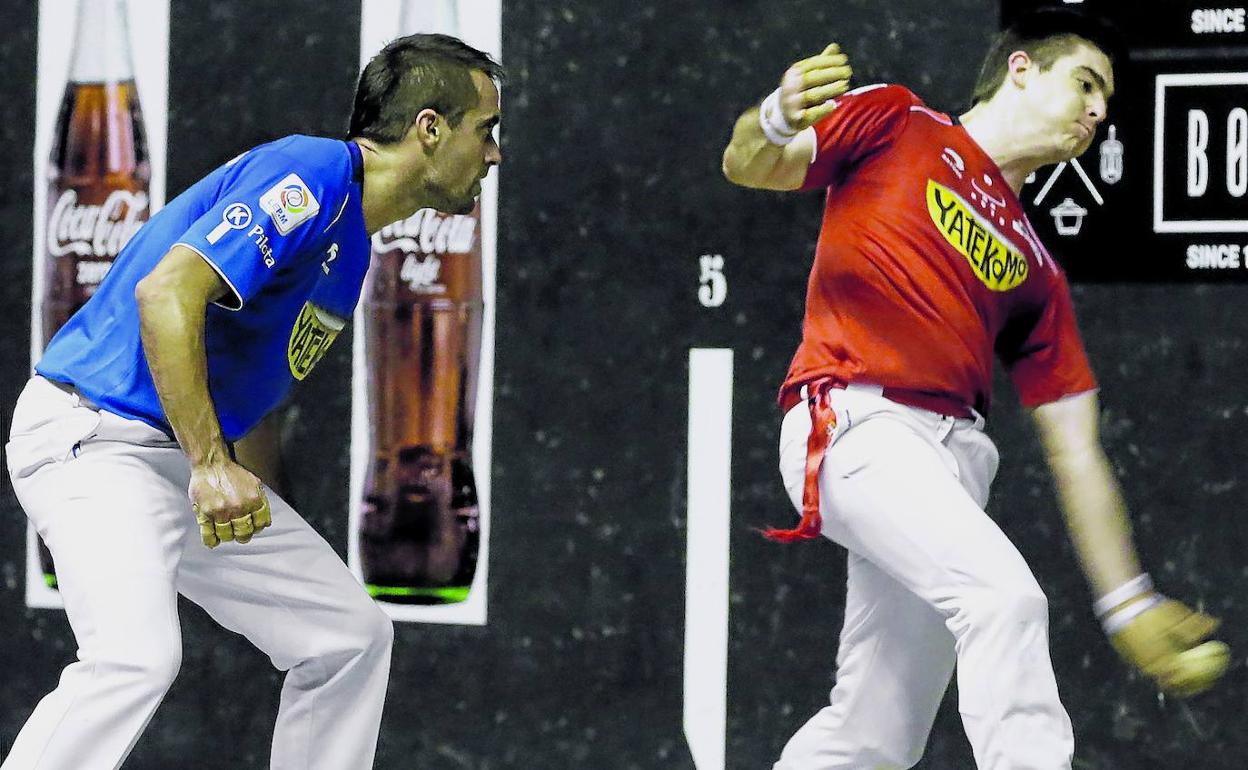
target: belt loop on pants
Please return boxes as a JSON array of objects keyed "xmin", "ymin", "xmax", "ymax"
[{"xmin": 764, "ymin": 377, "xmax": 837, "ymax": 542}]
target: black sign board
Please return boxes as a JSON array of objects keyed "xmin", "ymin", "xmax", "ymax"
[{"xmin": 1002, "ymin": 0, "xmax": 1248, "ymax": 281}]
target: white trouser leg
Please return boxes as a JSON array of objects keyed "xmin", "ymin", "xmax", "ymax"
[
  {"xmin": 774, "ymin": 390, "xmax": 1074, "ymax": 770},
  {"xmin": 176, "ymin": 491, "xmax": 393, "ymax": 770},
  {"xmin": 6, "ymin": 376, "xmax": 391, "ymax": 769},
  {"xmin": 3, "ymin": 379, "xmax": 189, "ymax": 770},
  {"xmin": 774, "ymin": 553, "xmax": 956, "ymax": 770}
]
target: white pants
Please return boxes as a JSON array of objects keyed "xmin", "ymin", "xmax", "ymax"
[
  {"xmin": 3, "ymin": 376, "xmax": 393, "ymax": 770},
  {"xmin": 773, "ymin": 385, "xmax": 1074, "ymax": 770}
]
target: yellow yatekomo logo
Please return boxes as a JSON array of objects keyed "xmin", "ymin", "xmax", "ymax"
[
  {"xmin": 287, "ymin": 302, "xmax": 343, "ymax": 381},
  {"xmin": 925, "ymin": 179, "xmax": 1029, "ymax": 291}
]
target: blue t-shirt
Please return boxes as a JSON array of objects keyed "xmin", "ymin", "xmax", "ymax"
[{"xmin": 37, "ymin": 135, "xmax": 370, "ymax": 442}]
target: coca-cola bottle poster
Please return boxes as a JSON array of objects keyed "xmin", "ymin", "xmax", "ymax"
[
  {"xmin": 28, "ymin": 0, "xmax": 170, "ymax": 610},
  {"xmin": 350, "ymin": 0, "xmax": 501, "ymax": 626}
]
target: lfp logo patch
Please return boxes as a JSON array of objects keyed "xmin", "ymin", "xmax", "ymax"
[
  {"xmin": 261, "ymin": 173, "xmax": 320, "ymax": 235},
  {"xmin": 926, "ymin": 179, "xmax": 1028, "ymax": 292},
  {"xmin": 287, "ymin": 302, "xmax": 343, "ymax": 380}
]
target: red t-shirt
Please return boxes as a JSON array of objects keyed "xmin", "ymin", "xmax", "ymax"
[{"xmin": 780, "ymin": 84, "xmax": 1097, "ymax": 415}]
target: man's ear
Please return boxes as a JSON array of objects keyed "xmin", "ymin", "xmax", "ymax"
[
  {"xmin": 411, "ymin": 108, "xmax": 441, "ymax": 147},
  {"xmin": 1007, "ymin": 50, "xmax": 1033, "ymax": 89}
]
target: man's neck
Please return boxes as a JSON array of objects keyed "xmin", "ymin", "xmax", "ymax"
[
  {"xmin": 355, "ymin": 139, "xmax": 431, "ymax": 234},
  {"xmin": 958, "ymin": 100, "xmax": 1050, "ymax": 194}
]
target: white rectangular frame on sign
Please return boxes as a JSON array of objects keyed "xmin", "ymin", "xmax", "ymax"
[
  {"xmin": 349, "ymin": 0, "xmax": 501, "ymax": 625},
  {"xmin": 1153, "ymin": 72, "xmax": 1248, "ymax": 234},
  {"xmin": 27, "ymin": 0, "xmax": 170, "ymax": 610}
]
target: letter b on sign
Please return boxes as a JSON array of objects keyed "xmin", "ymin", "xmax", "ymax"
[{"xmin": 1189, "ymin": 109, "xmax": 1209, "ymax": 197}]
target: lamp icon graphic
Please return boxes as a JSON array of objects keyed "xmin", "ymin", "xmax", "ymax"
[{"xmin": 1050, "ymin": 198, "xmax": 1088, "ymax": 236}]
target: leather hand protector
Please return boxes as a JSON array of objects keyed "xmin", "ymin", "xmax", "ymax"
[{"xmin": 1107, "ymin": 596, "xmax": 1229, "ymax": 697}]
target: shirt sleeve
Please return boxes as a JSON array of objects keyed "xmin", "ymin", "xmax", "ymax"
[
  {"xmin": 174, "ymin": 147, "xmax": 343, "ymax": 310},
  {"xmin": 800, "ymin": 84, "xmax": 914, "ymax": 192},
  {"xmin": 998, "ymin": 271, "xmax": 1099, "ymax": 407}
]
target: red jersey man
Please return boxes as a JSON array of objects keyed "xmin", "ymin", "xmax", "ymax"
[{"xmin": 722, "ymin": 10, "xmax": 1228, "ymax": 770}]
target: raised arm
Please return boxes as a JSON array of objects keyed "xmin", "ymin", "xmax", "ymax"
[
  {"xmin": 721, "ymin": 43, "xmax": 852, "ymax": 191},
  {"xmin": 1032, "ymin": 391, "xmax": 1229, "ymax": 696}
]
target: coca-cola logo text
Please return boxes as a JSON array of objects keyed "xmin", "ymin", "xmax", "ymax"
[
  {"xmin": 371, "ymin": 209, "xmax": 476, "ymax": 256},
  {"xmin": 47, "ymin": 188, "xmax": 149, "ymax": 258},
  {"xmin": 400, "ymin": 253, "xmax": 443, "ymax": 292}
]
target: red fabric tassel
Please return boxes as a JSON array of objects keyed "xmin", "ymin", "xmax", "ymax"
[{"xmin": 762, "ymin": 379, "xmax": 837, "ymax": 543}]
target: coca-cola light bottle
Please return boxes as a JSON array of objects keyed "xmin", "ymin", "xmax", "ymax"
[
  {"xmin": 359, "ymin": 0, "xmax": 484, "ymax": 605},
  {"xmin": 39, "ymin": 0, "xmax": 151, "ymax": 587}
]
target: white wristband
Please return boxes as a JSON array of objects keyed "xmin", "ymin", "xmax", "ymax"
[
  {"xmin": 1094, "ymin": 573, "xmax": 1154, "ymax": 617},
  {"xmin": 1102, "ymin": 593, "xmax": 1164, "ymax": 635},
  {"xmin": 759, "ymin": 88, "xmax": 799, "ymax": 146}
]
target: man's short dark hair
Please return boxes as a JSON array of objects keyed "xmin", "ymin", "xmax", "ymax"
[
  {"xmin": 348, "ymin": 33, "xmax": 504, "ymax": 142},
  {"xmin": 970, "ymin": 9, "xmax": 1122, "ymax": 106}
]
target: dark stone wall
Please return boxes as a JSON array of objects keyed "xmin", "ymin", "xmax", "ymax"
[
  {"xmin": 0, "ymin": 0, "xmax": 45, "ymax": 756},
  {"xmin": 0, "ymin": 1, "xmax": 1244, "ymax": 768}
]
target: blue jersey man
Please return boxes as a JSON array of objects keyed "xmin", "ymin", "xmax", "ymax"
[
  {"xmin": 4, "ymin": 34, "xmax": 501, "ymax": 770},
  {"xmin": 39, "ymin": 135, "xmax": 370, "ymax": 443}
]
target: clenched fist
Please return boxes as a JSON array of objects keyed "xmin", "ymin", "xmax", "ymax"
[{"xmin": 189, "ymin": 459, "xmax": 273, "ymax": 548}]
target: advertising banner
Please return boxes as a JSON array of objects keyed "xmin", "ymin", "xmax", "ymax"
[
  {"xmin": 1004, "ymin": 0, "xmax": 1248, "ymax": 281},
  {"xmin": 27, "ymin": 0, "xmax": 169, "ymax": 609},
  {"xmin": 351, "ymin": 0, "xmax": 501, "ymax": 625}
]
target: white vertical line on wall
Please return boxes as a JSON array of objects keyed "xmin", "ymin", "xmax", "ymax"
[{"xmin": 684, "ymin": 348, "xmax": 733, "ymax": 770}]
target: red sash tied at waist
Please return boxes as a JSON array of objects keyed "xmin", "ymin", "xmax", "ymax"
[{"xmin": 764, "ymin": 379, "xmax": 974, "ymax": 543}]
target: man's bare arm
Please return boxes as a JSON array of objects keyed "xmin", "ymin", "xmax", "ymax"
[
  {"xmin": 135, "ymin": 244, "xmax": 270, "ymax": 546},
  {"xmin": 135, "ymin": 246, "xmax": 233, "ymax": 465},
  {"xmin": 721, "ymin": 43, "xmax": 852, "ymax": 191},
  {"xmin": 1033, "ymin": 390, "xmax": 1229, "ymax": 695},
  {"xmin": 1030, "ymin": 391, "xmax": 1142, "ymax": 598}
]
